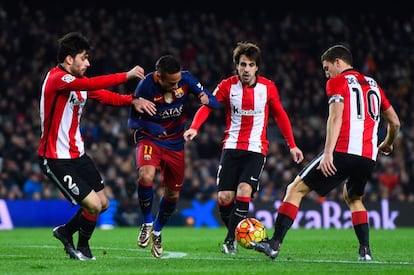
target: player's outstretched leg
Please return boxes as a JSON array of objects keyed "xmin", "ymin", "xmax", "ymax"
[{"xmin": 250, "ymin": 239, "xmax": 280, "ymax": 260}]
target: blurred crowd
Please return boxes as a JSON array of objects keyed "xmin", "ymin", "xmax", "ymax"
[{"xmin": 1, "ymin": 3, "xmax": 413, "ymax": 225}]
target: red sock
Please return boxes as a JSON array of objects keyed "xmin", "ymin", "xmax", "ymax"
[
  {"xmin": 278, "ymin": 202, "xmax": 299, "ymax": 220},
  {"xmin": 352, "ymin": 211, "xmax": 368, "ymax": 226}
]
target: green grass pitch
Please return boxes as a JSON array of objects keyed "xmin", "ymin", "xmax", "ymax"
[{"xmin": 1, "ymin": 227, "xmax": 413, "ymax": 274}]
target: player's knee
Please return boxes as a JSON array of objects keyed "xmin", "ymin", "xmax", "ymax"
[
  {"xmin": 285, "ymin": 182, "xmax": 297, "ymax": 195},
  {"xmin": 237, "ymin": 182, "xmax": 252, "ymax": 197},
  {"xmin": 139, "ymin": 166, "xmax": 156, "ymax": 184},
  {"xmin": 101, "ymin": 200, "xmax": 109, "ymax": 213},
  {"xmin": 82, "ymin": 204, "xmax": 101, "ymax": 216},
  {"xmin": 218, "ymin": 191, "xmax": 234, "ymax": 205},
  {"xmin": 82, "ymin": 195, "xmax": 103, "ymax": 216},
  {"xmin": 287, "ymin": 177, "xmax": 309, "ymax": 196},
  {"xmin": 139, "ymin": 175, "xmax": 154, "ymax": 185}
]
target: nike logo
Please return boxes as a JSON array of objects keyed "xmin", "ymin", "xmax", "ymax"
[
  {"xmin": 235, "ymin": 208, "xmax": 248, "ymax": 213},
  {"xmin": 154, "ymin": 96, "xmax": 163, "ymax": 101},
  {"xmin": 231, "ymin": 94, "xmax": 237, "ymax": 97},
  {"xmin": 250, "ymin": 176, "xmax": 258, "ymax": 181}
]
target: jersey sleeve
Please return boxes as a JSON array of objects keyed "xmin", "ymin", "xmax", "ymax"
[
  {"xmin": 379, "ymin": 86, "xmax": 392, "ymax": 111},
  {"xmin": 52, "ymin": 71, "xmax": 127, "ymax": 92},
  {"xmin": 128, "ymin": 118, "xmax": 166, "ymax": 136},
  {"xmin": 183, "ymin": 72, "xmax": 221, "ymax": 109},
  {"xmin": 325, "ymin": 77, "xmax": 345, "ymax": 100},
  {"xmin": 189, "ymin": 105, "xmax": 213, "ymax": 130},
  {"xmin": 189, "ymin": 79, "xmax": 228, "ymax": 131},
  {"xmin": 88, "ymin": 89, "xmax": 133, "ymax": 106},
  {"xmin": 268, "ymin": 84, "xmax": 297, "ymax": 149}
]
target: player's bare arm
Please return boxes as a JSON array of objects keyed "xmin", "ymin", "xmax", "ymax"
[
  {"xmin": 318, "ymin": 101, "xmax": 343, "ymax": 177},
  {"xmin": 378, "ymin": 106, "xmax": 400, "ymax": 155}
]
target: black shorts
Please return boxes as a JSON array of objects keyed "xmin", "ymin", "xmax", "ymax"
[
  {"xmin": 38, "ymin": 154, "xmax": 104, "ymax": 206},
  {"xmin": 216, "ymin": 149, "xmax": 266, "ymax": 195},
  {"xmin": 299, "ymin": 151, "xmax": 375, "ymax": 197}
]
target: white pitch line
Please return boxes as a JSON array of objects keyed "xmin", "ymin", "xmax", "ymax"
[{"xmin": 13, "ymin": 245, "xmax": 414, "ymax": 265}]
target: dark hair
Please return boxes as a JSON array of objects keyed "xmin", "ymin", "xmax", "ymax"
[
  {"xmin": 320, "ymin": 44, "xmax": 353, "ymax": 66},
  {"xmin": 57, "ymin": 32, "xmax": 90, "ymax": 63},
  {"xmin": 232, "ymin": 42, "xmax": 261, "ymax": 68},
  {"xmin": 155, "ymin": 55, "xmax": 181, "ymax": 77}
]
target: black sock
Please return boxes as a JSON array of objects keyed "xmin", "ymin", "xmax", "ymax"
[
  {"xmin": 225, "ymin": 199, "xmax": 249, "ymax": 241},
  {"xmin": 65, "ymin": 208, "xmax": 82, "ymax": 236},
  {"xmin": 354, "ymin": 223, "xmax": 369, "ymax": 247},
  {"xmin": 273, "ymin": 214, "xmax": 294, "ymax": 243},
  {"xmin": 219, "ymin": 203, "xmax": 234, "ymax": 228},
  {"xmin": 77, "ymin": 211, "xmax": 97, "ymax": 248}
]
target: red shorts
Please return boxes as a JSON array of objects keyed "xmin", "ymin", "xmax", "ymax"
[{"xmin": 135, "ymin": 139, "xmax": 185, "ymax": 192}]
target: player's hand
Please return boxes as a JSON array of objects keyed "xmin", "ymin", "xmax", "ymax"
[
  {"xmin": 184, "ymin": 128, "xmax": 198, "ymax": 141},
  {"xmin": 290, "ymin": 147, "xmax": 304, "ymax": 164},
  {"xmin": 317, "ymin": 152, "xmax": 336, "ymax": 177},
  {"xmin": 378, "ymin": 141, "xmax": 393, "ymax": 156},
  {"xmin": 198, "ymin": 92, "xmax": 209, "ymax": 105},
  {"xmin": 132, "ymin": 97, "xmax": 156, "ymax": 116},
  {"xmin": 126, "ymin": 65, "xmax": 145, "ymax": 80}
]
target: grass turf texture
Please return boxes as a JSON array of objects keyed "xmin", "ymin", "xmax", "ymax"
[{"xmin": 0, "ymin": 227, "xmax": 413, "ymax": 274}]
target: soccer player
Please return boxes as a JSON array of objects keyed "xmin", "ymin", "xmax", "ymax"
[
  {"xmin": 250, "ymin": 45, "xmax": 401, "ymax": 261},
  {"xmin": 184, "ymin": 42, "xmax": 304, "ymax": 255},
  {"xmin": 128, "ymin": 54, "xmax": 219, "ymax": 258},
  {"xmin": 38, "ymin": 32, "xmax": 156, "ymax": 260}
]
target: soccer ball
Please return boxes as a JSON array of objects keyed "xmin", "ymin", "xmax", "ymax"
[{"xmin": 235, "ymin": 217, "xmax": 267, "ymax": 249}]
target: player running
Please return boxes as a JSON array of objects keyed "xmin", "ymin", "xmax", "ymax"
[
  {"xmin": 128, "ymin": 55, "xmax": 219, "ymax": 258},
  {"xmin": 184, "ymin": 42, "xmax": 303, "ymax": 255},
  {"xmin": 38, "ymin": 32, "xmax": 155, "ymax": 260},
  {"xmin": 250, "ymin": 44, "xmax": 400, "ymax": 261}
]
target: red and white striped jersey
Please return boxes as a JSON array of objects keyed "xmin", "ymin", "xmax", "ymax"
[
  {"xmin": 326, "ymin": 69, "xmax": 392, "ymax": 160},
  {"xmin": 38, "ymin": 65, "xmax": 132, "ymax": 159},
  {"xmin": 214, "ymin": 75, "xmax": 296, "ymax": 155}
]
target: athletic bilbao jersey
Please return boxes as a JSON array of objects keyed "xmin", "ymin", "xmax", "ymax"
[
  {"xmin": 326, "ymin": 69, "xmax": 392, "ymax": 160},
  {"xmin": 214, "ymin": 75, "xmax": 296, "ymax": 155},
  {"xmin": 128, "ymin": 71, "xmax": 218, "ymax": 151},
  {"xmin": 38, "ymin": 65, "xmax": 132, "ymax": 159}
]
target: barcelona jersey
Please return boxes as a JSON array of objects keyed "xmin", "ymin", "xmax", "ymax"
[{"xmin": 128, "ymin": 71, "xmax": 218, "ymax": 151}]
